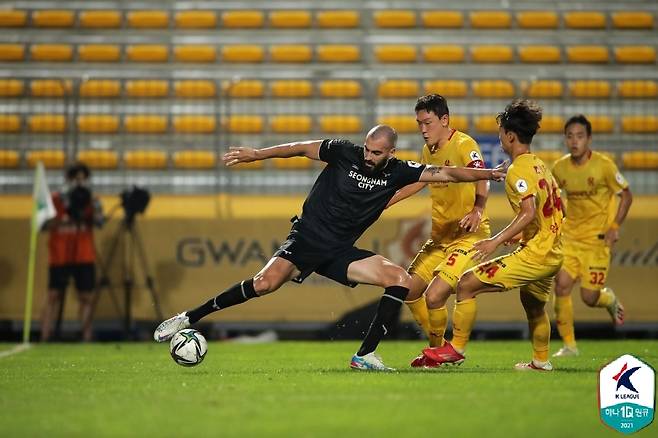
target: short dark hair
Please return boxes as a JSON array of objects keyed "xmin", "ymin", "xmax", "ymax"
[
  {"xmin": 66, "ymin": 161, "xmax": 91, "ymax": 180},
  {"xmin": 415, "ymin": 94, "xmax": 449, "ymax": 118},
  {"xmin": 564, "ymin": 114, "xmax": 592, "ymax": 137},
  {"xmin": 496, "ymin": 99, "xmax": 543, "ymax": 145}
]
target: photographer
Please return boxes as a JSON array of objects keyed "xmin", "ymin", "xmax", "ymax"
[{"xmin": 40, "ymin": 162, "xmax": 104, "ymax": 342}]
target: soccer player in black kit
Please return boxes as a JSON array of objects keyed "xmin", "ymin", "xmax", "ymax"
[{"xmin": 155, "ymin": 125, "xmax": 506, "ymax": 370}]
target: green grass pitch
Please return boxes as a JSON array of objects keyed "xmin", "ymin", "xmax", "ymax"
[{"xmin": 1, "ymin": 340, "xmax": 656, "ymax": 437}]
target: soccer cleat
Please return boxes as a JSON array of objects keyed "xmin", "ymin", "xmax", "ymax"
[
  {"xmin": 422, "ymin": 342, "xmax": 465, "ymax": 366},
  {"xmin": 604, "ymin": 288, "xmax": 625, "ymax": 326},
  {"xmin": 153, "ymin": 312, "xmax": 191, "ymax": 342},
  {"xmin": 410, "ymin": 352, "xmax": 441, "ymax": 369},
  {"xmin": 552, "ymin": 345, "xmax": 580, "ymax": 357},
  {"xmin": 350, "ymin": 352, "xmax": 395, "ymax": 371},
  {"xmin": 514, "ymin": 360, "xmax": 553, "ymax": 372}
]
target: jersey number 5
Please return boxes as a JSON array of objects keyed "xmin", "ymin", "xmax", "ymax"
[{"xmin": 538, "ymin": 178, "xmax": 563, "ymax": 218}]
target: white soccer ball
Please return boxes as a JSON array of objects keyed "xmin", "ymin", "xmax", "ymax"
[{"xmin": 169, "ymin": 329, "xmax": 208, "ymax": 367}]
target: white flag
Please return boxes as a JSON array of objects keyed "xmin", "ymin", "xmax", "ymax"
[{"xmin": 33, "ymin": 162, "xmax": 56, "ymax": 230}]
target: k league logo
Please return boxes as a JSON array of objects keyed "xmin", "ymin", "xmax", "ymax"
[{"xmin": 599, "ymin": 354, "xmax": 655, "ymax": 434}]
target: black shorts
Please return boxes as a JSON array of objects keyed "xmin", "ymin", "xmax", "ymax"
[
  {"xmin": 273, "ymin": 230, "xmax": 375, "ymax": 287},
  {"xmin": 48, "ymin": 264, "xmax": 96, "ymax": 292}
]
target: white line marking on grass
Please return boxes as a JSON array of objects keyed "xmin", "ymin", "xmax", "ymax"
[{"xmin": 0, "ymin": 343, "xmax": 31, "ymax": 359}]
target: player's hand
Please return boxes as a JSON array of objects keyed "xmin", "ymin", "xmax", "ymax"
[
  {"xmin": 222, "ymin": 147, "xmax": 257, "ymax": 166},
  {"xmin": 491, "ymin": 160, "xmax": 509, "ymax": 182},
  {"xmin": 472, "ymin": 238, "xmax": 499, "ymax": 262},
  {"xmin": 604, "ymin": 227, "xmax": 619, "ymax": 247},
  {"xmin": 459, "ymin": 207, "xmax": 482, "ymax": 233}
]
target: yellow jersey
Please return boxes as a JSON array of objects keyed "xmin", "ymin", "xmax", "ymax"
[
  {"xmin": 505, "ymin": 153, "xmax": 563, "ymax": 259},
  {"xmin": 552, "ymin": 150, "xmax": 629, "ymax": 245},
  {"xmin": 421, "ymin": 129, "xmax": 490, "ymax": 244}
]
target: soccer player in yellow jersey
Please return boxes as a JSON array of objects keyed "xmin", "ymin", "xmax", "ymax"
[
  {"xmin": 386, "ymin": 94, "xmax": 491, "ymax": 367},
  {"xmin": 551, "ymin": 115, "xmax": 632, "ymax": 357},
  {"xmin": 424, "ymin": 99, "xmax": 564, "ymax": 371}
]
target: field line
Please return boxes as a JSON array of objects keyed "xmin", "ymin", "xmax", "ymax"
[{"xmin": 0, "ymin": 343, "xmax": 32, "ymax": 359}]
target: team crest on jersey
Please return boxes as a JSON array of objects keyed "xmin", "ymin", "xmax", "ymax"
[
  {"xmin": 469, "ymin": 150, "xmax": 481, "ymax": 162},
  {"xmin": 406, "ymin": 160, "xmax": 423, "ymax": 168},
  {"xmin": 515, "ymin": 179, "xmax": 528, "ymax": 193},
  {"xmin": 616, "ymin": 172, "xmax": 626, "ymax": 186}
]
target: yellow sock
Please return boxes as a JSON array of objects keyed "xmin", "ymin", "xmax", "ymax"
[
  {"xmin": 452, "ymin": 298, "xmax": 477, "ymax": 352},
  {"xmin": 405, "ymin": 295, "xmax": 430, "ymax": 339},
  {"xmin": 528, "ymin": 312, "xmax": 550, "ymax": 363},
  {"xmin": 427, "ymin": 306, "xmax": 447, "ymax": 347},
  {"xmin": 554, "ymin": 295, "xmax": 577, "ymax": 348},
  {"xmin": 594, "ymin": 287, "xmax": 614, "ymax": 308}
]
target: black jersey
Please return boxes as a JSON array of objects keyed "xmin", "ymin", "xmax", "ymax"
[{"xmin": 293, "ymin": 139, "xmax": 426, "ymax": 247}]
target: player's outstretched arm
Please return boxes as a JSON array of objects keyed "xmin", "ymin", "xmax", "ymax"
[
  {"xmin": 386, "ymin": 181, "xmax": 427, "ymax": 209},
  {"xmin": 419, "ymin": 160, "xmax": 508, "ymax": 184},
  {"xmin": 222, "ymin": 140, "xmax": 323, "ymax": 166}
]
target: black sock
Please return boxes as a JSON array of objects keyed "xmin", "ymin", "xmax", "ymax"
[
  {"xmin": 357, "ymin": 286, "xmax": 408, "ymax": 357},
  {"xmin": 186, "ymin": 279, "xmax": 258, "ymax": 324}
]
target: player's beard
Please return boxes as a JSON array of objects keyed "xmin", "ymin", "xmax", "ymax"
[{"xmin": 363, "ymin": 158, "xmax": 388, "ymax": 176}]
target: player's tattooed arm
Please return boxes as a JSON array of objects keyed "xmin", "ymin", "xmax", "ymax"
[
  {"xmin": 223, "ymin": 140, "xmax": 323, "ymax": 166},
  {"xmin": 419, "ymin": 161, "xmax": 507, "ymax": 183}
]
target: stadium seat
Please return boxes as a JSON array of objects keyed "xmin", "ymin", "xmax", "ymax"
[
  {"xmin": 319, "ymin": 115, "xmax": 362, "ymax": 133},
  {"xmin": 79, "ymin": 10, "xmax": 121, "ymax": 28},
  {"xmin": 524, "ymin": 80, "xmax": 563, "ymax": 98},
  {"xmin": 126, "ymin": 45, "xmax": 168, "ymax": 62},
  {"xmin": 32, "ymin": 10, "xmax": 74, "ymax": 27},
  {"xmin": 270, "ymin": 115, "xmax": 312, "ymax": 133},
  {"xmin": 31, "ymin": 44, "xmax": 73, "ymax": 62},
  {"xmin": 221, "ymin": 45, "xmax": 264, "ymax": 63},
  {"xmin": 26, "ymin": 149, "xmax": 65, "ymax": 168},
  {"xmin": 538, "ymin": 115, "xmax": 565, "ymax": 133},
  {"xmin": 472, "ymin": 80, "xmax": 515, "ymax": 98},
  {"xmin": 569, "ymin": 81, "xmax": 611, "ymax": 98},
  {"xmin": 469, "ymin": 11, "xmax": 511, "ymax": 28},
  {"xmin": 373, "ymin": 10, "xmax": 416, "ymax": 28},
  {"xmin": 225, "ymin": 80, "xmax": 264, "ymax": 98},
  {"xmin": 474, "ymin": 115, "xmax": 499, "ymax": 133},
  {"xmin": 395, "ymin": 150, "xmax": 421, "ymax": 162},
  {"xmin": 614, "ymin": 46, "xmax": 656, "ymax": 64},
  {"xmin": 449, "ymin": 115, "xmax": 469, "ymax": 132},
  {"xmin": 221, "ymin": 11, "xmax": 264, "ymax": 28},
  {"xmin": 223, "ymin": 115, "xmax": 263, "ymax": 134},
  {"xmin": 516, "ymin": 11, "xmax": 558, "ymax": 29},
  {"xmin": 0, "ymin": 79, "xmax": 24, "ymax": 96},
  {"xmin": 316, "ymin": 10, "xmax": 359, "ymax": 28},
  {"xmin": 77, "ymin": 115, "xmax": 120, "ymax": 133},
  {"xmin": 424, "ymin": 80, "xmax": 468, "ymax": 97},
  {"xmin": 124, "ymin": 150, "xmax": 168, "ymax": 169},
  {"xmin": 622, "ymin": 151, "xmax": 658, "ymax": 170},
  {"xmin": 612, "ymin": 12, "xmax": 654, "ymax": 29},
  {"xmin": 317, "ymin": 45, "xmax": 360, "ymax": 62},
  {"xmin": 377, "ymin": 80, "xmax": 419, "ymax": 98},
  {"xmin": 270, "ymin": 80, "xmax": 312, "ymax": 98},
  {"xmin": 470, "ymin": 45, "xmax": 513, "ymax": 63},
  {"xmin": 617, "ymin": 80, "xmax": 658, "ymax": 98},
  {"xmin": 125, "ymin": 80, "xmax": 169, "ymax": 98},
  {"xmin": 0, "ymin": 44, "xmax": 24, "ymax": 61},
  {"xmin": 78, "ymin": 44, "xmax": 121, "ymax": 62},
  {"xmin": 174, "ymin": 80, "xmax": 217, "ymax": 98},
  {"xmin": 319, "ymin": 80, "xmax": 362, "ymax": 98},
  {"xmin": 173, "ymin": 150, "xmax": 216, "ymax": 169},
  {"xmin": 127, "ymin": 10, "xmax": 169, "ymax": 28},
  {"xmin": 272, "ymin": 156, "xmax": 313, "ymax": 169},
  {"xmin": 564, "ymin": 11, "xmax": 606, "ymax": 29},
  {"xmin": 174, "ymin": 45, "xmax": 217, "ymax": 63},
  {"xmin": 28, "ymin": 114, "xmax": 66, "ymax": 133},
  {"xmin": 622, "ymin": 116, "xmax": 658, "ymax": 133},
  {"xmin": 0, "ymin": 114, "xmax": 20, "ymax": 132},
  {"xmin": 0, "ymin": 149, "xmax": 20, "ymax": 168},
  {"xmin": 30, "ymin": 79, "xmax": 72, "ymax": 97},
  {"xmin": 173, "ymin": 115, "xmax": 216, "ymax": 133},
  {"xmin": 518, "ymin": 45, "xmax": 561, "ymax": 63},
  {"xmin": 174, "ymin": 11, "xmax": 216, "ymax": 28},
  {"xmin": 0, "ymin": 10, "xmax": 27, "ymax": 27},
  {"xmin": 124, "ymin": 115, "xmax": 168, "ymax": 134},
  {"xmin": 374, "ymin": 45, "xmax": 417, "ymax": 63},
  {"xmin": 588, "ymin": 115, "xmax": 614, "ymax": 133},
  {"xmin": 378, "ymin": 115, "xmax": 417, "ymax": 133},
  {"xmin": 270, "ymin": 45, "xmax": 312, "ymax": 63},
  {"xmin": 421, "ymin": 11, "xmax": 464, "ymax": 28},
  {"xmin": 79, "ymin": 80, "xmax": 121, "ymax": 98},
  {"xmin": 269, "ymin": 11, "xmax": 311, "ymax": 28},
  {"xmin": 422, "ymin": 45, "xmax": 465, "ymax": 63},
  {"xmin": 566, "ymin": 46, "xmax": 609, "ymax": 63},
  {"xmin": 77, "ymin": 150, "xmax": 119, "ymax": 169},
  {"xmin": 534, "ymin": 150, "xmax": 564, "ymax": 164}
]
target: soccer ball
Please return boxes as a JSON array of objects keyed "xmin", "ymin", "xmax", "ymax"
[{"xmin": 169, "ymin": 329, "xmax": 208, "ymax": 367}]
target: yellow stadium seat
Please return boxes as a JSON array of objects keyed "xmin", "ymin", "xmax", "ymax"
[
  {"xmin": 534, "ymin": 150, "xmax": 564, "ymax": 164},
  {"xmin": 395, "ymin": 150, "xmax": 421, "ymax": 162},
  {"xmin": 124, "ymin": 150, "xmax": 168, "ymax": 169},
  {"xmin": 126, "ymin": 45, "xmax": 168, "ymax": 62},
  {"xmin": 77, "ymin": 115, "xmax": 119, "ymax": 133},
  {"xmin": 173, "ymin": 150, "xmax": 216, "ymax": 169},
  {"xmin": 316, "ymin": 10, "xmax": 359, "ymax": 28},
  {"xmin": 272, "ymin": 157, "xmax": 313, "ymax": 170},
  {"xmin": 374, "ymin": 45, "xmax": 417, "ymax": 63},
  {"xmin": 124, "ymin": 115, "xmax": 168, "ymax": 134},
  {"xmin": 319, "ymin": 115, "xmax": 362, "ymax": 133},
  {"xmin": 615, "ymin": 46, "xmax": 656, "ymax": 64},
  {"xmin": 622, "ymin": 151, "xmax": 658, "ymax": 170},
  {"xmin": 174, "ymin": 80, "xmax": 217, "ymax": 98},
  {"xmin": 617, "ymin": 80, "xmax": 658, "ymax": 98},
  {"xmin": 472, "ymin": 80, "xmax": 515, "ymax": 98},
  {"xmin": 0, "ymin": 79, "xmax": 24, "ymax": 96},
  {"xmin": 221, "ymin": 11, "xmax": 264, "ymax": 28},
  {"xmin": 225, "ymin": 80, "xmax": 264, "ymax": 98},
  {"xmin": 270, "ymin": 80, "xmax": 312, "ymax": 98},
  {"xmin": 0, "ymin": 10, "xmax": 27, "ymax": 27},
  {"xmin": 317, "ymin": 45, "xmax": 360, "ymax": 62},
  {"xmin": 221, "ymin": 45, "xmax": 264, "ymax": 62},
  {"xmin": 373, "ymin": 10, "xmax": 416, "ymax": 28},
  {"xmin": 319, "ymin": 80, "xmax": 362, "ymax": 98},
  {"xmin": 27, "ymin": 150, "xmax": 65, "ymax": 168},
  {"xmin": 469, "ymin": 11, "xmax": 511, "ymax": 28},
  {"xmin": 78, "ymin": 44, "xmax": 121, "ymax": 62},
  {"xmin": 77, "ymin": 150, "xmax": 119, "ymax": 169},
  {"xmin": 270, "ymin": 115, "xmax": 312, "ymax": 133},
  {"xmin": 518, "ymin": 45, "xmax": 561, "ymax": 63},
  {"xmin": 538, "ymin": 116, "xmax": 565, "ymax": 133},
  {"xmin": 79, "ymin": 10, "xmax": 121, "ymax": 28},
  {"xmin": 269, "ymin": 11, "xmax": 311, "ymax": 28},
  {"xmin": 564, "ymin": 11, "xmax": 606, "ymax": 29},
  {"xmin": 30, "ymin": 79, "xmax": 72, "ymax": 97},
  {"xmin": 174, "ymin": 45, "xmax": 217, "ymax": 63},
  {"xmin": 622, "ymin": 116, "xmax": 658, "ymax": 133},
  {"xmin": 470, "ymin": 45, "xmax": 513, "ymax": 63},
  {"xmin": 474, "ymin": 116, "xmax": 499, "ymax": 133},
  {"xmin": 450, "ymin": 115, "xmax": 469, "ymax": 132},
  {"xmin": 28, "ymin": 114, "xmax": 66, "ymax": 133},
  {"xmin": 32, "ymin": 10, "xmax": 74, "ymax": 27},
  {"xmin": 0, "ymin": 44, "xmax": 24, "ymax": 61},
  {"xmin": 524, "ymin": 80, "xmax": 563, "ymax": 98},
  {"xmin": 125, "ymin": 80, "xmax": 169, "ymax": 98},
  {"xmin": 378, "ymin": 115, "xmax": 417, "ymax": 133},
  {"xmin": 174, "ymin": 11, "xmax": 216, "ymax": 29},
  {"xmin": 612, "ymin": 12, "xmax": 654, "ymax": 29},
  {"xmin": 589, "ymin": 116, "xmax": 614, "ymax": 133},
  {"xmin": 516, "ymin": 11, "xmax": 558, "ymax": 29},
  {"xmin": 223, "ymin": 115, "xmax": 263, "ymax": 134},
  {"xmin": 424, "ymin": 80, "xmax": 468, "ymax": 97},
  {"xmin": 0, "ymin": 150, "xmax": 20, "ymax": 168},
  {"xmin": 421, "ymin": 11, "xmax": 464, "ymax": 28},
  {"xmin": 569, "ymin": 81, "xmax": 611, "ymax": 98},
  {"xmin": 270, "ymin": 45, "xmax": 312, "ymax": 63},
  {"xmin": 0, "ymin": 114, "xmax": 20, "ymax": 132},
  {"xmin": 377, "ymin": 80, "xmax": 419, "ymax": 98},
  {"xmin": 127, "ymin": 11, "xmax": 169, "ymax": 28},
  {"xmin": 566, "ymin": 46, "xmax": 609, "ymax": 63},
  {"xmin": 422, "ymin": 45, "xmax": 465, "ymax": 63},
  {"xmin": 173, "ymin": 115, "xmax": 216, "ymax": 133},
  {"xmin": 79, "ymin": 80, "xmax": 121, "ymax": 98},
  {"xmin": 31, "ymin": 44, "xmax": 73, "ymax": 62}
]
